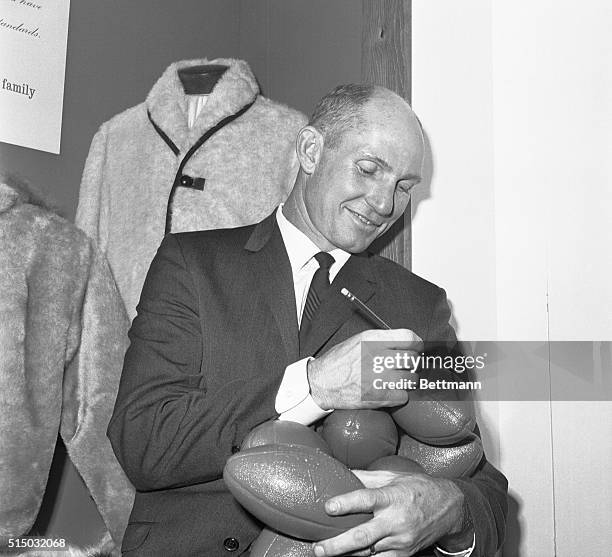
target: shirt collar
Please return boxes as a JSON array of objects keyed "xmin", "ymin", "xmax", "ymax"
[{"xmin": 276, "ymin": 205, "xmax": 351, "ymax": 275}]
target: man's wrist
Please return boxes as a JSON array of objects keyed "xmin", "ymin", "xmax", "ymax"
[{"xmin": 306, "ymin": 358, "xmax": 330, "ymax": 410}]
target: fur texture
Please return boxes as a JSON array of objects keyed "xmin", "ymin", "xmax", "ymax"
[
  {"xmin": 0, "ymin": 179, "xmax": 133, "ymax": 554},
  {"xmin": 76, "ymin": 58, "xmax": 307, "ymax": 319}
]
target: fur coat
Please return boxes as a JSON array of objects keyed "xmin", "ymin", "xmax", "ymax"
[
  {"xmin": 76, "ymin": 58, "xmax": 307, "ymax": 319},
  {"xmin": 0, "ymin": 178, "xmax": 134, "ymax": 555}
]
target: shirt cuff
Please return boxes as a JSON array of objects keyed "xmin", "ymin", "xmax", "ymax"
[
  {"xmin": 434, "ymin": 533, "xmax": 475, "ymax": 557},
  {"xmin": 275, "ymin": 357, "xmax": 332, "ymax": 425}
]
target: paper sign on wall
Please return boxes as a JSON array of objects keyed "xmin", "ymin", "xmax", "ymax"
[{"xmin": 0, "ymin": 0, "xmax": 70, "ymax": 154}]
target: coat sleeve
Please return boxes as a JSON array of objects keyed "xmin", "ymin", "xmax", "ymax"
[
  {"xmin": 427, "ymin": 289, "xmax": 508, "ymax": 556},
  {"xmin": 107, "ymin": 234, "xmax": 283, "ymax": 493},
  {"xmin": 451, "ymin": 450, "xmax": 508, "ymax": 557},
  {"xmin": 60, "ymin": 240, "xmax": 134, "ymax": 548},
  {"xmin": 76, "ymin": 124, "xmax": 111, "ymax": 251}
]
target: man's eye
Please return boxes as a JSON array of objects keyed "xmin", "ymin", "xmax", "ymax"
[{"xmin": 357, "ymin": 162, "xmax": 377, "ymax": 175}]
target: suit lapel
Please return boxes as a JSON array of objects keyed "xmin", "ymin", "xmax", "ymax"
[
  {"xmin": 300, "ymin": 253, "xmax": 377, "ymax": 358},
  {"xmin": 245, "ymin": 214, "xmax": 299, "ymax": 363},
  {"xmin": 245, "ymin": 214, "xmax": 382, "ymax": 361}
]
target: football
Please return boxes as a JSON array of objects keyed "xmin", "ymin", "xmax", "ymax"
[
  {"xmin": 319, "ymin": 409, "xmax": 398, "ymax": 469},
  {"xmin": 241, "ymin": 420, "xmax": 331, "ymax": 454},
  {"xmin": 249, "ymin": 528, "xmax": 314, "ymax": 557},
  {"xmin": 391, "ymin": 389, "xmax": 476, "ymax": 445},
  {"xmin": 367, "ymin": 455, "xmax": 426, "ymax": 474},
  {"xmin": 398, "ymin": 433, "xmax": 483, "ymax": 478},
  {"xmin": 223, "ymin": 444, "xmax": 371, "ymax": 540}
]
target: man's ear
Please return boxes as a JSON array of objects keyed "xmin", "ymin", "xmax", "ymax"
[{"xmin": 296, "ymin": 126, "xmax": 324, "ymax": 174}]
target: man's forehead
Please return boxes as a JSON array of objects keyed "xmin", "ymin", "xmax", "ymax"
[{"xmin": 347, "ymin": 121, "xmax": 424, "ymax": 162}]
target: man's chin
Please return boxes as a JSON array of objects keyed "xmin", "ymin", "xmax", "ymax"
[
  {"xmin": 338, "ymin": 236, "xmax": 378, "ymax": 254},
  {"xmin": 351, "ymin": 228, "xmax": 391, "ymax": 253},
  {"xmin": 329, "ymin": 224, "xmax": 387, "ymax": 253}
]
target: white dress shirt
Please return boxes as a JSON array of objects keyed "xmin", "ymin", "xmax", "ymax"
[{"xmin": 274, "ymin": 204, "xmax": 350, "ymax": 424}]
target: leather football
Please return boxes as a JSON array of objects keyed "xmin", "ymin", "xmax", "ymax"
[
  {"xmin": 398, "ymin": 433, "xmax": 483, "ymax": 478},
  {"xmin": 319, "ymin": 409, "xmax": 398, "ymax": 469},
  {"xmin": 249, "ymin": 528, "xmax": 314, "ymax": 556},
  {"xmin": 367, "ymin": 455, "xmax": 426, "ymax": 474},
  {"xmin": 241, "ymin": 420, "xmax": 331, "ymax": 454},
  {"xmin": 223, "ymin": 444, "xmax": 371, "ymax": 540},
  {"xmin": 391, "ymin": 389, "xmax": 476, "ymax": 445}
]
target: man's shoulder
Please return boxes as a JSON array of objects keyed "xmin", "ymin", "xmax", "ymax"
[
  {"xmin": 367, "ymin": 252, "xmax": 446, "ymax": 299},
  {"xmin": 168, "ymin": 223, "xmax": 257, "ymax": 253},
  {"xmin": 152, "ymin": 225, "xmax": 261, "ymax": 275}
]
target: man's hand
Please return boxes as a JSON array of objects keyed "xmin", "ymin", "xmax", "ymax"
[
  {"xmin": 312, "ymin": 470, "xmax": 473, "ymax": 557},
  {"xmin": 307, "ymin": 329, "xmax": 422, "ymax": 410}
]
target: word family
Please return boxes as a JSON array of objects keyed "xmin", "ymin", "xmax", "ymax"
[{"xmin": 2, "ymin": 78, "xmax": 36, "ymax": 99}]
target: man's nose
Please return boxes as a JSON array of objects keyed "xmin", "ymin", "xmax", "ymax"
[{"xmin": 365, "ymin": 182, "xmax": 395, "ymax": 217}]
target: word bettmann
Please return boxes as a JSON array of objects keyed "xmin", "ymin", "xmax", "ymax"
[{"xmin": 370, "ymin": 351, "xmax": 486, "ymax": 391}]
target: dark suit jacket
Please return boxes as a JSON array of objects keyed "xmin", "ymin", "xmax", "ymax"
[{"xmin": 108, "ymin": 213, "xmax": 508, "ymax": 556}]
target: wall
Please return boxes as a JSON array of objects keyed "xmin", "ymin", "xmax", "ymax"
[
  {"xmin": 1, "ymin": 0, "xmax": 241, "ymax": 547},
  {"xmin": 412, "ymin": 1, "xmax": 612, "ymax": 555},
  {"xmin": 239, "ymin": 0, "xmax": 362, "ymax": 114}
]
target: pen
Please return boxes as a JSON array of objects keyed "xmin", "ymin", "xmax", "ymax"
[{"xmin": 340, "ymin": 287, "xmax": 392, "ymax": 330}]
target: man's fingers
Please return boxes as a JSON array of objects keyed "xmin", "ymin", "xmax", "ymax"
[
  {"xmin": 312, "ymin": 518, "xmax": 387, "ymax": 557},
  {"xmin": 351, "ymin": 547, "xmax": 412, "ymax": 557},
  {"xmin": 325, "ymin": 487, "xmax": 383, "ymax": 515},
  {"xmin": 360, "ymin": 328, "xmax": 423, "ymax": 348},
  {"xmin": 357, "ymin": 398, "xmax": 407, "ymax": 410},
  {"xmin": 365, "ymin": 328, "xmax": 422, "ymax": 341},
  {"xmin": 333, "ymin": 548, "xmax": 400, "ymax": 557},
  {"xmin": 366, "ymin": 389, "xmax": 409, "ymax": 408}
]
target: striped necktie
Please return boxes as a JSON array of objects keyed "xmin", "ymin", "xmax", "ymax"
[{"xmin": 299, "ymin": 252, "xmax": 335, "ymax": 346}]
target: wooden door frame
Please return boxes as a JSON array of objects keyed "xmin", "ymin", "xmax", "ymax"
[{"xmin": 362, "ymin": 0, "xmax": 412, "ymax": 269}]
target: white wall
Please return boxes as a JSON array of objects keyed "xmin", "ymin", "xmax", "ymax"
[{"xmin": 412, "ymin": 1, "xmax": 612, "ymax": 555}]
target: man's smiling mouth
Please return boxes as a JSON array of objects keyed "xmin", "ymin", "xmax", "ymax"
[{"xmin": 346, "ymin": 207, "xmax": 381, "ymax": 227}]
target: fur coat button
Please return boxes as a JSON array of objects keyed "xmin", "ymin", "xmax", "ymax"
[{"xmin": 179, "ymin": 174, "xmax": 194, "ymax": 187}]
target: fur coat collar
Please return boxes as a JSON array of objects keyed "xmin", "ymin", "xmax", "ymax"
[{"xmin": 146, "ymin": 58, "xmax": 260, "ymax": 151}]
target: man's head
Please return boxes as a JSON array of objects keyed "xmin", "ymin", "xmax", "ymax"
[
  {"xmin": 307, "ymin": 83, "xmax": 375, "ymax": 150},
  {"xmin": 284, "ymin": 84, "xmax": 424, "ymax": 253}
]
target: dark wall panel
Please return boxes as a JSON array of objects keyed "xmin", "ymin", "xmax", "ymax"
[{"xmin": 239, "ymin": 0, "xmax": 362, "ymax": 116}]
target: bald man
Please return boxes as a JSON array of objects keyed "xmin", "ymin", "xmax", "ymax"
[{"xmin": 109, "ymin": 84, "xmax": 508, "ymax": 556}]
